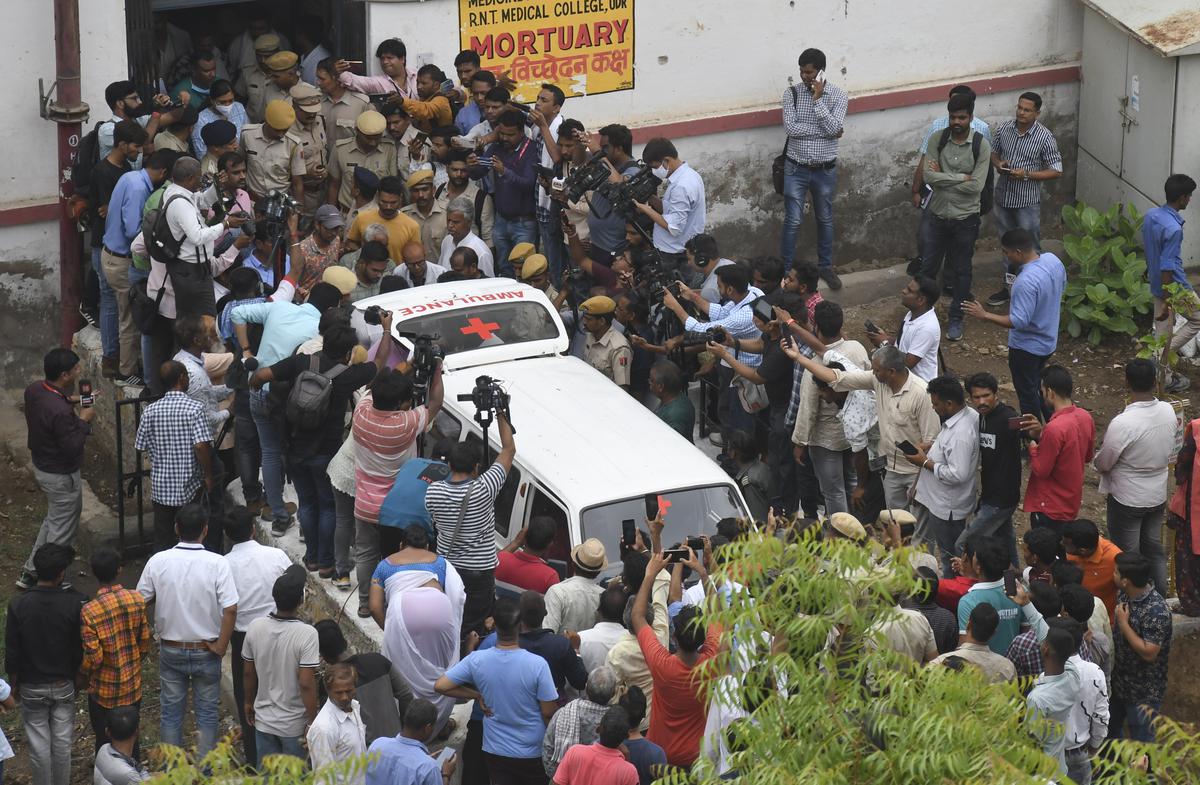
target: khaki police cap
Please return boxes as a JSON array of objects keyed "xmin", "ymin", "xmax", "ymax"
[
  {"xmin": 829, "ymin": 512, "xmax": 868, "ymax": 542},
  {"xmin": 264, "ymin": 100, "xmax": 296, "ymax": 131},
  {"xmin": 254, "ymin": 33, "xmax": 281, "ymax": 54},
  {"xmin": 405, "ymin": 169, "xmax": 434, "ymax": 189},
  {"xmin": 580, "ymin": 295, "xmax": 616, "ymax": 316},
  {"xmin": 265, "ymin": 51, "xmax": 299, "ymax": 72},
  {"xmin": 508, "ymin": 242, "xmax": 536, "ymax": 262},
  {"xmin": 322, "ymin": 266, "xmax": 357, "ymax": 296},
  {"xmin": 520, "ymin": 254, "xmax": 548, "ymax": 280},
  {"xmin": 289, "ymin": 83, "xmax": 322, "ymax": 109},
  {"xmin": 356, "ymin": 110, "xmax": 386, "ymax": 135}
]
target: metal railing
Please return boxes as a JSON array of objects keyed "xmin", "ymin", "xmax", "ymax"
[{"xmin": 113, "ymin": 394, "xmax": 154, "ymax": 556}]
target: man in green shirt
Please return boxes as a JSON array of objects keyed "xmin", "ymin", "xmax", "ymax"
[
  {"xmin": 920, "ymin": 92, "xmax": 991, "ymax": 343},
  {"xmin": 650, "ymin": 360, "xmax": 694, "ymax": 443}
]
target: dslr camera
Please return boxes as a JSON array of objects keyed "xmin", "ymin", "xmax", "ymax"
[{"xmin": 363, "ymin": 305, "xmax": 390, "ymax": 326}]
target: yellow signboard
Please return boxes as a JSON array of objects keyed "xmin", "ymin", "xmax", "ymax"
[{"xmin": 458, "ymin": 0, "xmax": 635, "ymax": 102}]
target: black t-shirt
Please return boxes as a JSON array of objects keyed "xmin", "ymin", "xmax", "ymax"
[
  {"xmin": 979, "ymin": 403, "xmax": 1022, "ymax": 507},
  {"xmin": 90, "ymin": 158, "xmax": 130, "ymax": 248},
  {"xmin": 755, "ymin": 340, "xmax": 794, "ymax": 411},
  {"xmin": 269, "ymin": 351, "xmax": 378, "ymax": 458}
]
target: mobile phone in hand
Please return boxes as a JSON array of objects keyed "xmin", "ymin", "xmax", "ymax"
[
  {"xmin": 896, "ymin": 440, "xmax": 918, "ymax": 456},
  {"xmin": 644, "ymin": 493, "xmax": 659, "ymax": 520},
  {"xmin": 864, "ymin": 319, "xmax": 880, "ymax": 334},
  {"xmin": 1003, "ymin": 568, "xmax": 1018, "ymax": 597},
  {"xmin": 622, "ymin": 519, "xmax": 637, "ymax": 548},
  {"xmin": 79, "ymin": 379, "xmax": 94, "ymax": 408},
  {"xmin": 663, "ymin": 548, "xmax": 689, "ymax": 564},
  {"xmin": 686, "ymin": 536, "xmax": 705, "ymax": 552},
  {"xmin": 1007, "ymin": 416, "xmax": 1024, "ymax": 430}
]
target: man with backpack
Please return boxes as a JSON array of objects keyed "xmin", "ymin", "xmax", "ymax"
[
  {"xmin": 249, "ymin": 324, "xmax": 377, "ymax": 577},
  {"xmin": 920, "ymin": 92, "xmax": 992, "ymax": 343}
]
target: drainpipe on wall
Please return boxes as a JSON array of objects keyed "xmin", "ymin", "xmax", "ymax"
[{"xmin": 41, "ymin": 0, "xmax": 89, "ymax": 346}]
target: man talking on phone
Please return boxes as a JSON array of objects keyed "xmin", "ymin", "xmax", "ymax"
[{"xmin": 780, "ymin": 47, "xmax": 848, "ymax": 290}]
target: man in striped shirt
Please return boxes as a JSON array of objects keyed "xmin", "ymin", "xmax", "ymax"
[
  {"xmin": 429, "ymin": 413, "xmax": 516, "ymax": 646},
  {"xmin": 984, "ymin": 92, "xmax": 1063, "ymax": 308}
]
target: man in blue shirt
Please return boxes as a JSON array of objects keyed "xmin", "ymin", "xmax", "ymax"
[
  {"xmin": 366, "ymin": 699, "xmax": 457, "ymax": 785},
  {"xmin": 1145, "ymin": 173, "xmax": 1197, "ymax": 393},
  {"xmin": 637, "ymin": 137, "xmax": 707, "ymax": 283},
  {"xmin": 471, "ymin": 110, "xmax": 537, "ymax": 277},
  {"xmin": 436, "ymin": 596, "xmax": 558, "ymax": 785},
  {"xmin": 244, "ymin": 223, "xmax": 291, "ymax": 289},
  {"xmin": 964, "ymin": 227, "xmax": 1066, "ymax": 416}
]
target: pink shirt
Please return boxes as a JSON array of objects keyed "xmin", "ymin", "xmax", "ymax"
[
  {"xmin": 552, "ymin": 743, "xmax": 638, "ymax": 785},
  {"xmin": 338, "ymin": 68, "xmax": 418, "ymax": 100},
  {"xmin": 350, "ymin": 393, "xmax": 427, "ymax": 523}
]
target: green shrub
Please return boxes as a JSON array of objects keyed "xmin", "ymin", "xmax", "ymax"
[{"xmin": 1061, "ymin": 201, "xmax": 1152, "ymax": 346}]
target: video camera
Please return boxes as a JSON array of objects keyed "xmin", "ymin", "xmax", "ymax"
[
  {"xmin": 396, "ymin": 329, "xmax": 442, "ymax": 398},
  {"xmin": 456, "ymin": 375, "xmax": 514, "ymax": 432},
  {"xmin": 680, "ymin": 326, "xmax": 728, "ymax": 347},
  {"xmin": 261, "ymin": 190, "xmax": 299, "ymax": 240},
  {"xmin": 563, "ymin": 150, "xmax": 612, "ymax": 204},
  {"xmin": 595, "ymin": 163, "xmax": 661, "ymax": 219}
]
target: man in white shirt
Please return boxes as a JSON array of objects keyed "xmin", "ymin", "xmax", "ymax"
[
  {"xmin": 136, "ymin": 504, "xmax": 238, "ymax": 759},
  {"xmin": 544, "ymin": 539, "xmax": 607, "ymax": 635},
  {"xmin": 439, "ymin": 196, "xmax": 495, "ymax": 276},
  {"xmin": 1093, "ymin": 358, "xmax": 1178, "ymax": 595},
  {"xmin": 530, "ymin": 85, "xmax": 565, "ymax": 281},
  {"xmin": 1059, "ymin": 617, "xmax": 1109, "ymax": 785},
  {"xmin": 578, "ymin": 585, "xmax": 631, "ymax": 673},
  {"xmin": 1026, "ymin": 626, "xmax": 1082, "ymax": 779},
  {"xmin": 307, "ymin": 663, "xmax": 367, "ymax": 779},
  {"xmin": 905, "ymin": 375, "xmax": 980, "ymax": 569},
  {"xmin": 637, "ymin": 137, "xmax": 706, "ymax": 274},
  {"xmin": 686, "ymin": 234, "xmax": 735, "ymax": 305},
  {"xmin": 867, "ymin": 276, "xmax": 941, "ymax": 381},
  {"xmin": 394, "ymin": 240, "xmax": 449, "ymax": 288},
  {"xmin": 223, "ymin": 507, "xmax": 292, "ymax": 766}
]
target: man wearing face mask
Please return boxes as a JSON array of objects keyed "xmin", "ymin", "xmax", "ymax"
[
  {"xmin": 171, "ymin": 51, "xmax": 219, "ymax": 110},
  {"xmin": 635, "ymin": 137, "xmax": 706, "ymax": 279},
  {"xmin": 327, "ymin": 111, "xmax": 397, "ymax": 212},
  {"xmin": 394, "ymin": 241, "xmax": 447, "ymax": 288},
  {"xmin": 193, "ymin": 81, "xmax": 247, "ymax": 159},
  {"xmin": 240, "ymin": 100, "xmax": 305, "ymax": 205}
]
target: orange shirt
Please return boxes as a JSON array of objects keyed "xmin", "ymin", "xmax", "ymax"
[
  {"xmin": 1067, "ymin": 537, "xmax": 1122, "ymax": 620},
  {"xmin": 637, "ymin": 623, "xmax": 722, "ymax": 768}
]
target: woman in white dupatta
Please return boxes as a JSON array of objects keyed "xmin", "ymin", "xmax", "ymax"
[{"xmin": 368, "ymin": 524, "xmax": 466, "ymax": 731}]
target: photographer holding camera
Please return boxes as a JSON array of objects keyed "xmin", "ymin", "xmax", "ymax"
[{"xmin": 634, "ymin": 137, "xmax": 706, "ymax": 278}]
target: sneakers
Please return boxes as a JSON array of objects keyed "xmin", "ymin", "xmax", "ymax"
[
  {"xmin": 357, "ymin": 605, "xmax": 373, "ymax": 619},
  {"xmin": 708, "ymin": 431, "xmax": 725, "ymax": 447},
  {"xmin": 270, "ymin": 517, "xmax": 293, "ymax": 537},
  {"xmin": 318, "ymin": 567, "xmax": 336, "ymax": 579},
  {"xmin": 946, "ymin": 320, "xmax": 964, "ymax": 342},
  {"xmin": 1166, "ymin": 373, "xmax": 1191, "ymax": 394},
  {"xmin": 15, "ymin": 571, "xmax": 36, "ymax": 590},
  {"xmin": 332, "ymin": 573, "xmax": 352, "ymax": 591},
  {"xmin": 818, "ymin": 268, "xmax": 843, "ymax": 291},
  {"xmin": 986, "ymin": 288, "xmax": 1010, "ymax": 307},
  {"xmin": 78, "ymin": 304, "xmax": 99, "ymax": 330},
  {"xmin": 115, "ymin": 373, "xmax": 144, "ymax": 389}
]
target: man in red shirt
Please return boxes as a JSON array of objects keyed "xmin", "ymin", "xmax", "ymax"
[
  {"xmin": 496, "ymin": 517, "xmax": 560, "ymax": 595},
  {"xmin": 552, "ymin": 706, "xmax": 639, "ymax": 785},
  {"xmin": 1021, "ymin": 365, "xmax": 1095, "ymax": 530},
  {"xmin": 633, "ymin": 550, "xmax": 721, "ymax": 769}
]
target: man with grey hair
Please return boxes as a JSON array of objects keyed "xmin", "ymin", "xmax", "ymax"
[
  {"xmin": 783, "ymin": 341, "xmax": 941, "ymax": 523},
  {"xmin": 542, "ymin": 665, "xmax": 618, "ymax": 776},
  {"xmin": 336, "ymin": 222, "xmax": 389, "ymax": 271},
  {"xmin": 438, "ymin": 194, "xmax": 495, "ymax": 276}
]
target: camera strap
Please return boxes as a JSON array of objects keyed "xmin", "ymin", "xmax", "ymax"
[{"xmin": 446, "ymin": 479, "xmax": 479, "ymax": 549}]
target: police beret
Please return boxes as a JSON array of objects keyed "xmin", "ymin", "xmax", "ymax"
[
  {"xmin": 877, "ymin": 509, "xmax": 918, "ymax": 528},
  {"xmin": 200, "ymin": 119, "xmax": 237, "ymax": 147},
  {"xmin": 405, "ymin": 169, "xmax": 433, "ymax": 189},
  {"xmin": 829, "ymin": 512, "xmax": 868, "ymax": 542},
  {"xmin": 264, "ymin": 100, "xmax": 296, "ymax": 131},
  {"xmin": 289, "ymin": 83, "xmax": 322, "ymax": 108},
  {"xmin": 322, "ymin": 266, "xmax": 357, "ymax": 295},
  {"xmin": 265, "ymin": 51, "xmax": 299, "ymax": 72},
  {"xmin": 507, "ymin": 242, "xmax": 536, "ymax": 262},
  {"xmin": 356, "ymin": 110, "xmax": 386, "ymax": 135},
  {"xmin": 520, "ymin": 254, "xmax": 548, "ymax": 280},
  {"xmin": 253, "ymin": 33, "xmax": 281, "ymax": 53},
  {"xmin": 580, "ymin": 295, "xmax": 616, "ymax": 316},
  {"xmin": 353, "ymin": 166, "xmax": 380, "ymax": 189}
]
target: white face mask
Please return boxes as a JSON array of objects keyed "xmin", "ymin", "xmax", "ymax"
[
  {"xmin": 215, "ymin": 104, "xmax": 232, "ymax": 116},
  {"xmin": 652, "ymin": 165, "xmax": 668, "ymax": 179}
]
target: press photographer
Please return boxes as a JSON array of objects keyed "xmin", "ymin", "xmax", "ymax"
[
  {"xmin": 585, "ymin": 124, "xmax": 645, "ymax": 266},
  {"xmin": 634, "ymin": 137, "xmax": 706, "ymax": 280}
]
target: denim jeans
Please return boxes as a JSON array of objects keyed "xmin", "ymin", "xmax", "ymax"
[
  {"xmin": 255, "ymin": 730, "xmax": 306, "ymax": 767},
  {"xmin": 809, "ymin": 445, "xmax": 855, "ymax": 516},
  {"xmin": 1065, "ymin": 746, "xmax": 1092, "ymax": 785},
  {"xmin": 537, "ymin": 215, "xmax": 565, "ymax": 284},
  {"xmin": 291, "ymin": 453, "xmax": 336, "ymax": 568},
  {"xmin": 92, "ymin": 246, "xmax": 119, "ymax": 359},
  {"xmin": 958, "ymin": 503, "xmax": 1019, "ymax": 568},
  {"xmin": 920, "ymin": 213, "xmax": 981, "ymax": 321},
  {"xmin": 766, "ymin": 409, "xmax": 799, "ymax": 514},
  {"xmin": 233, "ymin": 390, "xmax": 263, "ymax": 503},
  {"xmin": 717, "ymin": 365, "xmax": 756, "ymax": 436},
  {"xmin": 1108, "ymin": 697, "xmax": 1159, "ymax": 742},
  {"xmin": 334, "ymin": 488, "xmax": 356, "ymax": 577},
  {"xmin": 991, "ymin": 203, "xmax": 1042, "ymax": 250},
  {"xmin": 928, "ymin": 511, "xmax": 966, "ymax": 576},
  {"xmin": 159, "ymin": 645, "xmax": 222, "ymax": 759},
  {"xmin": 1008, "ymin": 347, "xmax": 1050, "ymax": 418},
  {"xmin": 20, "ymin": 680, "xmax": 75, "ymax": 785},
  {"xmin": 780, "ymin": 159, "xmax": 837, "ymax": 270},
  {"xmin": 127, "ymin": 264, "xmax": 153, "ymax": 375},
  {"xmin": 1106, "ymin": 497, "xmax": 1169, "ymax": 597},
  {"xmin": 23, "ymin": 469, "xmax": 82, "ymax": 575},
  {"xmin": 493, "ymin": 215, "xmax": 537, "ymax": 278},
  {"xmin": 249, "ymin": 388, "xmax": 289, "ymax": 525}
]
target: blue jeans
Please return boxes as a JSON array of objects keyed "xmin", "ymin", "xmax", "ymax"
[
  {"xmin": 920, "ymin": 213, "xmax": 981, "ymax": 322},
  {"xmin": 992, "ymin": 203, "xmax": 1042, "ymax": 250},
  {"xmin": 234, "ymin": 391, "xmax": 263, "ymax": 503},
  {"xmin": 159, "ymin": 646, "xmax": 222, "ymax": 759},
  {"xmin": 290, "ymin": 453, "xmax": 335, "ymax": 568},
  {"xmin": 127, "ymin": 265, "xmax": 152, "ymax": 374},
  {"xmin": 20, "ymin": 680, "xmax": 75, "ymax": 785},
  {"xmin": 538, "ymin": 215, "xmax": 565, "ymax": 284},
  {"xmin": 1008, "ymin": 347, "xmax": 1050, "ymax": 418},
  {"xmin": 92, "ymin": 246, "xmax": 119, "ymax": 358},
  {"xmin": 249, "ymin": 388, "xmax": 289, "ymax": 525},
  {"xmin": 780, "ymin": 159, "xmax": 837, "ymax": 270},
  {"xmin": 255, "ymin": 730, "xmax": 306, "ymax": 767},
  {"xmin": 928, "ymin": 511, "xmax": 966, "ymax": 576},
  {"xmin": 493, "ymin": 214, "xmax": 538, "ymax": 278},
  {"xmin": 959, "ymin": 502, "xmax": 1019, "ymax": 568},
  {"xmin": 1109, "ymin": 697, "xmax": 1159, "ymax": 742}
]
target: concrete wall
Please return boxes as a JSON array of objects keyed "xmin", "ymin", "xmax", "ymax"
[{"xmin": 0, "ymin": 0, "xmax": 128, "ymax": 383}]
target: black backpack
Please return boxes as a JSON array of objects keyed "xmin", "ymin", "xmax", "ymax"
[
  {"xmin": 285, "ymin": 354, "xmax": 347, "ymax": 431},
  {"xmin": 70, "ymin": 121, "xmax": 106, "ymax": 199},
  {"xmin": 145, "ymin": 194, "xmax": 192, "ymax": 264},
  {"xmin": 935, "ymin": 129, "xmax": 994, "ymax": 216}
]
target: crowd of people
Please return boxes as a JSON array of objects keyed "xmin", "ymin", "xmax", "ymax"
[{"xmin": 6, "ymin": 5, "xmax": 1200, "ymax": 784}]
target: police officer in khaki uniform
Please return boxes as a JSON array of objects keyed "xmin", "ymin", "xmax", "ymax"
[
  {"xmin": 400, "ymin": 169, "xmax": 447, "ymax": 262},
  {"xmin": 289, "ymin": 83, "xmax": 329, "ymax": 219},
  {"xmin": 327, "ymin": 110, "xmax": 396, "ymax": 212},
  {"xmin": 237, "ymin": 33, "xmax": 279, "ymax": 124},
  {"xmin": 581, "ymin": 295, "xmax": 633, "ymax": 389},
  {"xmin": 315, "ymin": 58, "xmax": 371, "ymax": 156},
  {"xmin": 240, "ymin": 99, "xmax": 306, "ymax": 204},
  {"xmin": 264, "ymin": 51, "xmax": 316, "ymax": 107},
  {"xmin": 508, "ymin": 242, "xmax": 536, "ymax": 281},
  {"xmin": 520, "ymin": 253, "xmax": 569, "ymax": 311}
]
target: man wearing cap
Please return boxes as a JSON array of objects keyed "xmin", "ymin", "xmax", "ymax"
[
  {"xmin": 193, "ymin": 81, "xmax": 246, "ymax": 159},
  {"xmin": 153, "ymin": 106, "xmax": 199, "ymax": 155},
  {"xmin": 289, "ymin": 84, "xmax": 330, "ymax": 218},
  {"xmin": 227, "ymin": 8, "xmax": 291, "ymax": 75},
  {"xmin": 543, "ymin": 539, "xmax": 607, "ymax": 634},
  {"xmin": 327, "ymin": 111, "xmax": 397, "ymax": 212},
  {"xmin": 439, "ymin": 195, "xmax": 495, "ymax": 277},
  {"xmin": 346, "ymin": 166, "xmax": 379, "ymax": 227},
  {"xmin": 293, "ymin": 205, "xmax": 346, "ymax": 295},
  {"xmin": 508, "ymin": 242, "xmax": 536, "ymax": 281},
  {"xmin": 237, "ymin": 33, "xmax": 281, "ymax": 124},
  {"xmin": 394, "ymin": 241, "xmax": 447, "ymax": 288},
  {"xmin": 520, "ymin": 254, "xmax": 568, "ymax": 310},
  {"xmin": 198, "ymin": 120, "xmax": 239, "ymax": 177},
  {"xmin": 400, "ymin": 170, "xmax": 448, "ymax": 261},
  {"xmin": 581, "ymin": 296, "xmax": 633, "ymax": 390},
  {"xmin": 264, "ymin": 51, "xmax": 312, "ymax": 107},
  {"xmin": 315, "ymin": 57, "xmax": 370, "ymax": 154},
  {"xmin": 240, "ymin": 100, "xmax": 305, "ymax": 205}
]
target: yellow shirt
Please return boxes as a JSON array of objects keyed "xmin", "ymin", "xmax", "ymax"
[{"xmin": 347, "ymin": 208, "xmax": 421, "ymax": 265}]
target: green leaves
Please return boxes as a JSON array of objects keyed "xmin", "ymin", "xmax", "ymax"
[{"xmin": 1060, "ymin": 200, "xmax": 1149, "ymax": 346}]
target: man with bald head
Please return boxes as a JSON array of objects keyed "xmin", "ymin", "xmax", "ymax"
[
  {"xmin": 394, "ymin": 241, "xmax": 447, "ymax": 288},
  {"xmin": 449, "ymin": 247, "xmax": 485, "ymax": 280}
]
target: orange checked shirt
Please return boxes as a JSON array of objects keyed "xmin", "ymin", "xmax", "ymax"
[{"xmin": 81, "ymin": 585, "xmax": 152, "ymax": 708}]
